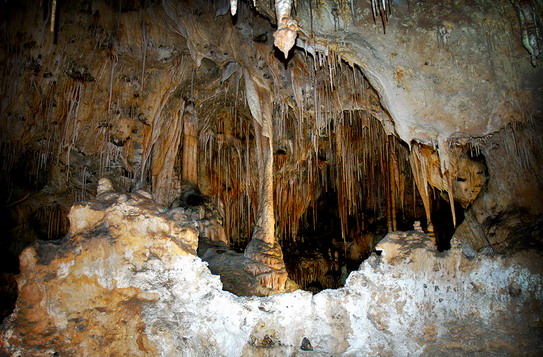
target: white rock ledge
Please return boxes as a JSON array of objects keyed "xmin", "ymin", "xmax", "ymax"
[{"xmin": 1, "ymin": 191, "xmax": 542, "ymax": 356}]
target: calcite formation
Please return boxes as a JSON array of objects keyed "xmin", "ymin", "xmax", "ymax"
[
  {"xmin": 1, "ymin": 0, "xmax": 541, "ymax": 278},
  {"xmin": 272, "ymin": 0, "xmax": 298, "ymax": 57},
  {"xmin": 410, "ymin": 144, "xmax": 488, "ymax": 242},
  {"xmin": 0, "ymin": 180, "xmax": 199, "ymax": 355},
  {"xmin": 0, "ymin": 0, "xmax": 542, "ymax": 354},
  {"xmin": 2, "ymin": 184, "xmax": 542, "ymax": 356}
]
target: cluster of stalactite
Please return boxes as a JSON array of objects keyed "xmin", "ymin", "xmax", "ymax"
[
  {"xmin": 0, "ymin": 0, "xmax": 500, "ymax": 294},
  {"xmin": 0, "ymin": 14, "xmax": 419, "ymax": 278},
  {"xmin": 288, "ymin": 251, "xmax": 342, "ymax": 293},
  {"xmin": 196, "ymin": 50, "xmax": 417, "ymax": 258},
  {"xmin": 0, "ymin": 1, "xmax": 197, "ymax": 283}
]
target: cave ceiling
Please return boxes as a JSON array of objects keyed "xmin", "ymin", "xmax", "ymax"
[
  {"xmin": 3, "ymin": 0, "xmax": 536, "ymax": 143},
  {"xmin": 167, "ymin": 0, "xmax": 540, "ymax": 146}
]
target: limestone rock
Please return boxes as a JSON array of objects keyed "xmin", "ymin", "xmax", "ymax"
[
  {"xmin": 0, "ymin": 187, "xmax": 198, "ymax": 356},
  {"xmin": 2, "ymin": 198, "xmax": 542, "ymax": 356},
  {"xmin": 171, "ymin": 183, "xmax": 229, "ymax": 246},
  {"xmin": 243, "ymin": 238, "xmax": 289, "ymax": 292},
  {"xmin": 96, "ymin": 177, "xmax": 114, "ymax": 195},
  {"xmin": 198, "ymin": 238, "xmax": 296, "ymax": 297}
]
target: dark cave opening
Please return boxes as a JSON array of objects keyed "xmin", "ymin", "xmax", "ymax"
[
  {"xmin": 281, "ymin": 181, "xmax": 431, "ymax": 293},
  {"xmin": 431, "ymin": 195, "xmax": 465, "ymax": 251},
  {"xmin": 282, "ymin": 190, "xmax": 386, "ymax": 293},
  {"xmin": 195, "ymin": 108, "xmax": 480, "ymax": 294},
  {"xmin": 430, "ymin": 149, "xmax": 487, "ymax": 251}
]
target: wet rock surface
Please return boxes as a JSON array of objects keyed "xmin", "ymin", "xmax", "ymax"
[{"xmin": 1, "ymin": 187, "xmax": 542, "ymax": 356}]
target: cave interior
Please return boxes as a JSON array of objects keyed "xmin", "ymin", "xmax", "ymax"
[{"xmin": 1, "ymin": 0, "xmax": 542, "ymax": 328}]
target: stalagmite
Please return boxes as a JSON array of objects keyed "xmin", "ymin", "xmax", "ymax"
[{"xmin": 243, "ymin": 68, "xmax": 288, "ymax": 292}]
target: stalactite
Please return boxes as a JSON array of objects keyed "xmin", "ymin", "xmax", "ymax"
[
  {"xmin": 273, "ymin": 0, "xmax": 299, "ymax": 58},
  {"xmin": 389, "ymin": 137, "xmax": 398, "ymax": 231},
  {"xmin": 230, "ymin": 0, "xmax": 238, "ymax": 16},
  {"xmin": 54, "ymin": 81, "xmax": 84, "ymax": 181},
  {"xmin": 140, "ymin": 21, "xmax": 148, "ymax": 94},
  {"xmin": 0, "ymin": 143, "xmax": 20, "ymax": 203},
  {"xmin": 50, "ymin": 0, "xmax": 57, "ymax": 32},
  {"xmin": 180, "ymin": 102, "xmax": 198, "ymax": 186},
  {"xmin": 107, "ymin": 48, "xmax": 118, "ymax": 115},
  {"xmin": 136, "ymin": 28, "xmax": 427, "ymax": 272},
  {"xmin": 385, "ymin": 136, "xmax": 393, "ymax": 232},
  {"xmin": 371, "ymin": 0, "xmax": 392, "ymax": 33},
  {"xmin": 436, "ymin": 136, "xmax": 457, "ymax": 228},
  {"xmin": 410, "ymin": 144, "xmax": 435, "ymax": 244},
  {"xmin": 139, "ymin": 66, "xmax": 184, "ymax": 182},
  {"xmin": 152, "ymin": 102, "xmax": 185, "ymax": 206}
]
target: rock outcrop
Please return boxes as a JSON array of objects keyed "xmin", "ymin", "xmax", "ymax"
[
  {"xmin": 1, "ymin": 179, "xmax": 200, "ymax": 355},
  {"xmin": 2, "ymin": 183, "xmax": 542, "ymax": 356}
]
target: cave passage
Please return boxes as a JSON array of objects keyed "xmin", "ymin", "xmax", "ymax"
[
  {"xmin": 196, "ymin": 104, "xmax": 433, "ymax": 294},
  {"xmin": 1, "ymin": 0, "xmax": 543, "ymax": 355},
  {"xmin": 0, "ymin": 0, "xmax": 491, "ymax": 302}
]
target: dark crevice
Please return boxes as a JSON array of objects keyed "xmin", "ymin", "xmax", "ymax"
[{"xmin": 432, "ymin": 195, "xmax": 465, "ymax": 251}]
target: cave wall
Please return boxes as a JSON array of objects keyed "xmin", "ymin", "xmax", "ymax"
[
  {"xmin": 0, "ymin": 0, "xmax": 191, "ymax": 200},
  {"xmin": 1, "ymin": 1, "xmax": 543, "ymax": 352},
  {"xmin": 0, "ymin": 0, "xmax": 196, "ymax": 275},
  {"xmin": 1, "ymin": 1, "xmax": 540, "ymax": 201},
  {"xmin": 285, "ymin": 0, "xmax": 543, "ymax": 242},
  {"xmin": 0, "ymin": 0, "xmax": 419, "ymax": 262},
  {"xmin": 0, "ymin": 0, "xmax": 542, "ymax": 287}
]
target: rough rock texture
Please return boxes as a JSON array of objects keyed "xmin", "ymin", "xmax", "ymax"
[
  {"xmin": 170, "ymin": 182, "xmax": 229, "ymax": 246},
  {"xmin": 199, "ymin": 238, "xmax": 297, "ymax": 297},
  {"xmin": 2, "ymin": 191, "xmax": 542, "ymax": 356},
  {"xmin": 172, "ymin": 181, "xmax": 294, "ymax": 296},
  {"xmin": 1, "ymin": 0, "xmax": 541, "ymax": 275},
  {"xmin": 454, "ymin": 125, "xmax": 543, "ymax": 253},
  {"xmin": 289, "ymin": 0, "xmax": 540, "ymax": 146},
  {"xmin": 0, "ymin": 181, "xmax": 200, "ymax": 355}
]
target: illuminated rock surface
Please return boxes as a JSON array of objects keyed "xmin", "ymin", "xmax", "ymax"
[
  {"xmin": 1, "ymin": 188, "xmax": 542, "ymax": 356},
  {"xmin": 0, "ymin": 1, "xmax": 542, "ymax": 355}
]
